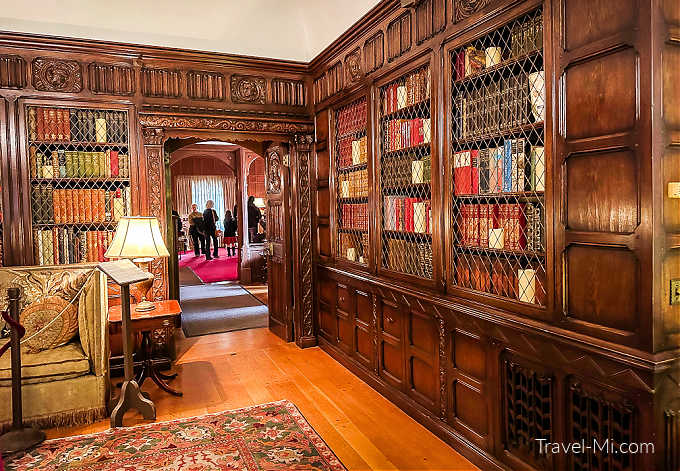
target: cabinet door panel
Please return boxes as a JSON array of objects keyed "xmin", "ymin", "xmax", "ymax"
[
  {"xmin": 381, "ymin": 339, "xmax": 404, "ymax": 389},
  {"xmin": 337, "ymin": 309, "xmax": 353, "ymax": 353},
  {"xmin": 382, "ymin": 302, "xmax": 402, "ymax": 339},
  {"xmin": 319, "ymin": 306, "xmax": 336, "ymax": 341},
  {"xmin": 354, "ymin": 324, "xmax": 373, "ymax": 368}
]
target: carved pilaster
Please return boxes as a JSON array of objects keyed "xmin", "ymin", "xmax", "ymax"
[
  {"xmin": 372, "ymin": 294, "xmax": 379, "ymax": 374},
  {"xmin": 666, "ymin": 409, "xmax": 679, "ymax": 471},
  {"xmin": 142, "ymin": 127, "xmax": 167, "ymax": 300},
  {"xmin": 438, "ymin": 316, "xmax": 448, "ymax": 420},
  {"xmin": 294, "ymin": 134, "xmax": 314, "ymax": 340},
  {"xmin": 267, "ymin": 146, "xmax": 283, "ymax": 195}
]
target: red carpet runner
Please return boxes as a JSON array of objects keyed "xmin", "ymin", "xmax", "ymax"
[
  {"xmin": 178, "ymin": 248, "xmax": 238, "ymax": 283},
  {"xmin": 6, "ymin": 401, "xmax": 346, "ymax": 470}
]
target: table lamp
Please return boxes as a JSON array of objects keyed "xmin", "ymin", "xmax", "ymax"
[{"xmin": 105, "ymin": 216, "xmax": 170, "ymax": 312}]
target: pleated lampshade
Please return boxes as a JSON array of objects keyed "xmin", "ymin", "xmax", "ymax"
[{"xmin": 105, "ymin": 216, "xmax": 170, "ymax": 260}]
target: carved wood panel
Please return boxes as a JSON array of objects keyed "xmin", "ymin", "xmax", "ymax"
[
  {"xmin": 271, "ymin": 78, "xmax": 306, "ymax": 106},
  {"xmin": 32, "ymin": 57, "xmax": 82, "ymax": 92},
  {"xmin": 186, "ymin": 70, "xmax": 225, "ymax": 101},
  {"xmin": 415, "ymin": 0, "xmax": 447, "ymax": 44},
  {"xmin": 344, "ymin": 48, "xmax": 362, "ymax": 85},
  {"xmin": 141, "ymin": 67, "xmax": 182, "ymax": 98},
  {"xmin": 387, "ymin": 12, "xmax": 412, "ymax": 62},
  {"xmin": 314, "ymin": 73, "xmax": 327, "ymax": 105},
  {"xmin": 666, "ymin": 409, "xmax": 679, "ymax": 471},
  {"xmin": 453, "ymin": 0, "xmax": 495, "ymax": 23},
  {"xmin": 88, "ymin": 63, "xmax": 135, "ymax": 95},
  {"xmin": 0, "ymin": 55, "xmax": 26, "ymax": 89},
  {"xmin": 138, "ymin": 114, "xmax": 312, "ymax": 135},
  {"xmin": 327, "ymin": 62, "xmax": 343, "ymax": 97},
  {"xmin": 230, "ymin": 74, "xmax": 266, "ymax": 104},
  {"xmin": 363, "ymin": 31, "xmax": 385, "ymax": 75}
]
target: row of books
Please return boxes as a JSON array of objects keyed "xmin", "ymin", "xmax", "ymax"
[
  {"xmin": 453, "ymin": 14, "xmax": 543, "ymax": 81},
  {"xmin": 337, "ymin": 101, "xmax": 367, "ymax": 136},
  {"xmin": 382, "ymin": 155, "xmax": 431, "ymax": 188},
  {"xmin": 33, "ymin": 229, "xmax": 114, "ymax": 265},
  {"xmin": 338, "ymin": 135, "xmax": 368, "ymax": 168},
  {"xmin": 382, "ymin": 66, "xmax": 431, "ymax": 115},
  {"xmin": 458, "ymin": 202, "xmax": 543, "ymax": 251},
  {"xmin": 384, "ymin": 118, "xmax": 431, "ymax": 153},
  {"xmin": 453, "ymin": 70, "xmax": 545, "ymax": 140},
  {"xmin": 340, "ymin": 232, "xmax": 368, "ymax": 264},
  {"xmin": 455, "ymin": 256, "xmax": 545, "ymax": 305},
  {"xmin": 338, "ymin": 169, "xmax": 368, "ymax": 198},
  {"xmin": 384, "ymin": 239, "xmax": 433, "ymax": 279},
  {"xmin": 453, "ymin": 142, "xmax": 544, "ymax": 195},
  {"xmin": 28, "ymin": 108, "xmax": 128, "ymax": 143},
  {"xmin": 340, "ymin": 203, "xmax": 368, "ymax": 231},
  {"xmin": 383, "ymin": 197, "xmax": 432, "ymax": 234},
  {"xmin": 30, "ymin": 148, "xmax": 131, "ymax": 179},
  {"xmin": 31, "ymin": 186, "xmax": 131, "ymax": 224}
]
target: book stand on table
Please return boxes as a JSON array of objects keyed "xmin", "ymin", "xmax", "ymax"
[{"xmin": 97, "ymin": 260, "xmax": 156, "ymax": 427}]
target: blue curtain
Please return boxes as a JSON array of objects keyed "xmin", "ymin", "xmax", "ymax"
[{"xmin": 190, "ymin": 176, "xmax": 225, "ymax": 231}]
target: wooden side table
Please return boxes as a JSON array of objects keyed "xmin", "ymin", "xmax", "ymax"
[{"xmin": 109, "ymin": 300, "xmax": 182, "ymax": 396}]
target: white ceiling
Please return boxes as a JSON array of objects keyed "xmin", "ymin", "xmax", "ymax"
[{"xmin": 0, "ymin": 0, "xmax": 380, "ymax": 62}]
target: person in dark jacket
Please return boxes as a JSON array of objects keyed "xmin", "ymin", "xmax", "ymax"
[
  {"xmin": 188, "ymin": 203, "xmax": 205, "ymax": 256},
  {"xmin": 247, "ymin": 196, "xmax": 262, "ymax": 243},
  {"xmin": 202, "ymin": 200, "xmax": 219, "ymax": 260},
  {"xmin": 223, "ymin": 210, "xmax": 237, "ymax": 257}
]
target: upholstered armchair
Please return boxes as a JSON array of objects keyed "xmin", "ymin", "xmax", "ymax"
[{"xmin": 0, "ymin": 264, "xmax": 109, "ymax": 431}]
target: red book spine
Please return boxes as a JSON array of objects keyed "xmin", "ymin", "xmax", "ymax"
[
  {"xmin": 470, "ymin": 149, "xmax": 480, "ymax": 194},
  {"xmin": 63, "ymin": 109, "xmax": 71, "ymax": 141},
  {"xmin": 514, "ymin": 203, "xmax": 526, "ymax": 250},
  {"xmin": 97, "ymin": 231, "xmax": 105, "ymax": 262},
  {"xmin": 110, "ymin": 150, "xmax": 119, "ymax": 177}
]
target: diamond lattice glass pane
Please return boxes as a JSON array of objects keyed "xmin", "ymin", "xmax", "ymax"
[
  {"xmin": 450, "ymin": 7, "xmax": 546, "ymax": 306},
  {"xmin": 335, "ymin": 97, "xmax": 368, "ymax": 264},
  {"xmin": 27, "ymin": 106, "xmax": 131, "ymax": 265},
  {"xmin": 379, "ymin": 64, "xmax": 433, "ymax": 279}
]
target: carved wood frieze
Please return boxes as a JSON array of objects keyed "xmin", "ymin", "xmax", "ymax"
[
  {"xmin": 230, "ymin": 74, "xmax": 266, "ymax": 104},
  {"xmin": 314, "ymin": 73, "xmax": 327, "ymax": 105},
  {"xmin": 271, "ymin": 78, "xmax": 306, "ymax": 107},
  {"xmin": 187, "ymin": 70, "xmax": 225, "ymax": 101},
  {"xmin": 415, "ymin": 0, "xmax": 447, "ymax": 44},
  {"xmin": 364, "ymin": 31, "xmax": 385, "ymax": 75},
  {"xmin": 0, "ymin": 55, "xmax": 27, "ymax": 89},
  {"xmin": 88, "ymin": 62, "xmax": 135, "ymax": 96},
  {"xmin": 345, "ymin": 48, "xmax": 362, "ymax": 84},
  {"xmin": 453, "ymin": 0, "xmax": 494, "ymax": 22},
  {"xmin": 32, "ymin": 57, "xmax": 82, "ymax": 92},
  {"xmin": 141, "ymin": 67, "xmax": 182, "ymax": 98},
  {"xmin": 293, "ymin": 134, "xmax": 315, "ymax": 338},
  {"xmin": 138, "ymin": 114, "xmax": 313, "ymax": 134},
  {"xmin": 327, "ymin": 62, "xmax": 343, "ymax": 97}
]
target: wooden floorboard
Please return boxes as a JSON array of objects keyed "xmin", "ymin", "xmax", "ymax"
[{"xmin": 45, "ymin": 327, "xmax": 478, "ymax": 471}]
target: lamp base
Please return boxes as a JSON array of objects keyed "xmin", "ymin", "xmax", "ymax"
[
  {"xmin": 135, "ymin": 300, "xmax": 156, "ymax": 312},
  {"xmin": 0, "ymin": 427, "xmax": 45, "ymax": 454}
]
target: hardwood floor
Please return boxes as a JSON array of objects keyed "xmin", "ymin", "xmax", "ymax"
[
  {"xmin": 240, "ymin": 281, "xmax": 268, "ymax": 305},
  {"xmin": 46, "ymin": 328, "xmax": 477, "ymax": 470}
]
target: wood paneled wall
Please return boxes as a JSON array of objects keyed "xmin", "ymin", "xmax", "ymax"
[{"xmin": 310, "ymin": 0, "xmax": 680, "ymax": 469}]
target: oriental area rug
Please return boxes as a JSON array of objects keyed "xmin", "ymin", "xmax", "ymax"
[{"xmin": 6, "ymin": 400, "xmax": 347, "ymax": 471}]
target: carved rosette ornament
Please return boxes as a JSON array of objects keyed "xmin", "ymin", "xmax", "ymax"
[
  {"xmin": 32, "ymin": 57, "xmax": 82, "ymax": 92},
  {"xmin": 454, "ymin": 0, "xmax": 494, "ymax": 22},
  {"xmin": 294, "ymin": 134, "xmax": 314, "ymax": 339},
  {"xmin": 345, "ymin": 49, "xmax": 363, "ymax": 84},
  {"xmin": 230, "ymin": 74, "xmax": 266, "ymax": 104},
  {"xmin": 137, "ymin": 114, "xmax": 313, "ymax": 135}
]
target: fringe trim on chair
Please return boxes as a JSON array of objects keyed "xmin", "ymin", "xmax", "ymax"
[{"xmin": 0, "ymin": 406, "xmax": 108, "ymax": 433}]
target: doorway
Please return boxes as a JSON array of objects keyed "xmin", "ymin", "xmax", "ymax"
[{"xmin": 167, "ymin": 138, "xmax": 270, "ymax": 337}]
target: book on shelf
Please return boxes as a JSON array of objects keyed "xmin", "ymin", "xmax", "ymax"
[
  {"xmin": 341, "ymin": 203, "xmax": 368, "ymax": 231},
  {"xmin": 33, "ymin": 228, "xmax": 114, "ymax": 265},
  {"xmin": 383, "ymin": 196, "xmax": 431, "ymax": 233},
  {"xmin": 458, "ymin": 202, "xmax": 540, "ymax": 252},
  {"xmin": 32, "ymin": 186, "xmax": 131, "ymax": 224},
  {"xmin": 382, "ymin": 66, "xmax": 431, "ymax": 114},
  {"xmin": 384, "ymin": 154, "xmax": 428, "ymax": 187},
  {"xmin": 384, "ymin": 118, "xmax": 431, "ymax": 153},
  {"xmin": 338, "ymin": 168, "xmax": 368, "ymax": 198},
  {"xmin": 385, "ymin": 238, "xmax": 432, "ymax": 278},
  {"xmin": 29, "ymin": 107, "xmax": 128, "ymax": 144},
  {"xmin": 30, "ymin": 148, "xmax": 130, "ymax": 179},
  {"xmin": 530, "ymin": 145, "xmax": 545, "ymax": 192},
  {"xmin": 351, "ymin": 135, "xmax": 368, "ymax": 165},
  {"xmin": 337, "ymin": 100, "xmax": 367, "ymax": 136},
  {"xmin": 411, "ymin": 155, "xmax": 431, "ymax": 184},
  {"xmin": 340, "ymin": 231, "xmax": 368, "ymax": 263},
  {"xmin": 453, "ymin": 150, "xmax": 480, "ymax": 195}
]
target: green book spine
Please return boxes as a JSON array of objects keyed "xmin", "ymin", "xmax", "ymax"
[
  {"xmin": 58, "ymin": 149, "xmax": 66, "ymax": 178},
  {"xmin": 78, "ymin": 151, "xmax": 85, "ymax": 177},
  {"xmin": 85, "ymin": 152, "xmax": 93, "ymax": 177}
]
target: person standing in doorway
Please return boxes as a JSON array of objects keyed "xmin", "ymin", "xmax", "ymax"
[
  {"xmin": 247, "ymin": 196, "xmax": 262, "ymax": 243},
  {"xmin": 188, "ymin": 203, "xmax": 205, "ymax": 257},
  {"xmin": 223, "ymin": 210, "xmax": 237, "ymax": 257},
  {"xmin": 203, "ymin": 200, "xmax": 219, "ymax": 260}
]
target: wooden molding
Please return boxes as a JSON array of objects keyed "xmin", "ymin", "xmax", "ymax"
[{"xmin": 138, "ymin": 114, "xmax": 313, "ymax": 134}]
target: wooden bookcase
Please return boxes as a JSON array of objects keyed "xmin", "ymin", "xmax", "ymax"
[
  {"xmin": 448, "ymin": 6, "xmax": 548, "ymax": 310},
  {"xmin": 22, "ymin": 101, "xmax": 134, "ymax": 266},
  {"xmin": 333, "ymin": 96, "xmax": 369, "ymax": 266},
  {"xmin": 377, "ymin": 61, "xmax": 434, "ymax": 283}
]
